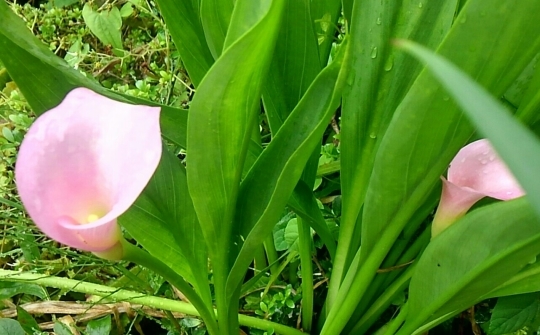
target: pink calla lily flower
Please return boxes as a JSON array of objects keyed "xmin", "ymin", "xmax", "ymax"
[
  {"xmin": 15, "ymin": 88, "xmax": 162, "ymax": 255},
  {"xmin": 431, "ymin": 139, "xmax": 525, "ymax": 237}
]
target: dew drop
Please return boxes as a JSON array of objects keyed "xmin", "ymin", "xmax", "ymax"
[
  {"xmin": 461, "ymin": 158, "xmax": 466, "ymax": 163},
  {"xmin": 480, "ymin": 159, "xmax": 488, "ymax": 164},
  {"xmin": 460, "ymin": 15, "xmax": 467, "ymax": 24},
  {"xmin": 506, "ymin": 191, "xmax": 513, "ymax": 196},
  {"xmin": 418, "ymin": 2, "xmax": 423, "ymax": 8},
  {"xmin": 442, "ymin": 96, "xmax": 450, "ymax": 101},
  {"xmin": 384, "ymin": 55, "xmax": 394, "ymax": 71},
  {"xmin": 371, "ymin": 46, "xmax": 378, "ymax": 59},
  {"xmin": 376, "ymin": 17, "xmax": 382, "ymax": 25},
  {"xmin": 489, "ymin": 156, "xmax": 495, "ymax": 161},
  {"xmin": 369, "ymin": 133, "xmax": 377, "ymax": 139}
]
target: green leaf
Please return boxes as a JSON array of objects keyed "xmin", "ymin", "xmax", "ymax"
[
  {"xmin": 485, "ymin": 262, "xmax": 540, "ymax": 298},
  {"xmin": 52, "ymin": 0, "xmax": 80, "ymax": 7},
  {"xmin": 489, "ymin": 293, "xmax": 540, "ymax": 335},
  {"xmin": 0, "ymin": 282, "xmax": 47, "ymax": 300},
  {"xmin": 273, "ymin": 212, "xmax": 296, "ymax": 251},
  {"xmin": 0, "ymin": 319, "xmax": 25, "ymax": 335},
  {"xmin": 119, "ymin": 149, "xmax": 211, "ymax": 306},
  {"xmin": 182, "ymin": 317, "xmax": 202, "ymax": 328},
  {"xmin": 357, "ymin": 1, "xmax": 540, "ymax": 314},
  {"xmin": 405, "ymin": 199, "xmax": 540, "ymax": 332},
  {"xmin": 227, "ymin": 38, "xmax": 349, "ymax": 295},
  {"xmin": 54, "ymin": 321, "xmax": 74, "ymax": 335},
  {"xmin": 86, "ymin": 315, "xmax": 112, "ymax": 335},
  {"xmin": 288, "ymin": 181, "xmax": 336, "ymax": 259},
  {"xmin": 16, "ymin": 306, "xmax": 40, "ymax": 334},
  {"xmin": 82, "ymin": 4, "xmax": 123, "ymax": 50},
  {"xmin": 200, "ymin": 0, "xmax": 233, "ymax": 58},
  {"xmin": 284, "ymin": 218, "xmax": 299, "ymax": 251},
  {"xmin": 503, "ymin": 55, "xmax": 539, "ymax": 110},
  {"xmin": 0, "ymin": 2, "xmax": 188, "ymax": 148},
  {"xmin": 261, "ymin": 0, "xmax": 322, "ymax": 133},
  {"xmin": 516, "ymin": 55, "xmax": 540, "ymax": 125},
  {"xmin": 325, "ymin": 0, "xmax": 540, "ymax": 325},
  {"xmin": 186, "ymin": 0, "xmax": 285, "ymax": 258},
  {"xmin": 331, "ymin": 0, "xmax": 458, "ymax": 302},
  {"xmin": 310, "ymin": 0, "xmax": 342, "ymax": 64},
  {"xmin": 119, "ymin": 3, "xmax": 134, "ymax": 18},
  {"xmin": 361, "ymin": 0, "xmax": 540, "ymax": 265},
  {"xmin": 398, "ymin": 39, "xmax": 540, "ymax": 219},
  {"xmin": 154, "ymin": 0, "xmax": 213, "ymax": 87}
]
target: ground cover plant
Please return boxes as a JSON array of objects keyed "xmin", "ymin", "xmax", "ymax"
[{"xmin": 1, "ymin": 0, "xmax": 540, "ymax": 334}]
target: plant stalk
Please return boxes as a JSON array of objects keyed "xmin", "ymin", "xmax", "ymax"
[
  {"xmin": 0, "ymin": 269, "xmax": 306, "ymax": 335},
  {"xmin": 120, "ymin": 240, "xmax": 220, "ymax": 335}
]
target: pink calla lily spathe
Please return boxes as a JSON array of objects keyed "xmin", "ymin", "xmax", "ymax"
[
  {"xmin": 15, "ymin": 88, "xmax": 162, "ymax": 254},
  {"xmin": 431, "ymin": 139, "xmax": 525, "ymax": 237}
]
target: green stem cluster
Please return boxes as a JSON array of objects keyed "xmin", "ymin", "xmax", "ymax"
[{"xmin": 0, "ymin": 269, "xmax": 305, "ymax": 335}]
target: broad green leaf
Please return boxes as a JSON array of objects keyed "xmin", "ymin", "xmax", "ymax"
[
  {"xmin": 0, "ymin": 282, "xmax": 47, "ymax": 300},
  {"xmin": 342, "ymin": 0, "xmax": 353, "ymax": 26},
  {"xmin": 332, "ymin": 0, "xmax": 458, "ymax": 301},
  {"xmin": 0, "ymin": 319, "xmax": 25, "ymax": 335},
  {"xmin": 0, "ymin": 67, "xmax": 9, "ymax": 88},
  {"xmin": 119, "ymin": 3, "xmax": 134, "ymax": 18},
  {"xmin": 0, "ymin": 2, "xmax": 188, "ymax": 148},
  {"xmin": 361, "ymin": 0, "xmax": 540, "ymax": 265},
  {"xmin": 488, "ymin": 293, "xmax": 540, "ymax": 335},
  {"xmin": 398, "ymin": 39, "xmax": 540, "ymax": 219},
  {"xmin": 284, "ymin": 218, "xmax": 299, "ymax": 251},
  {"xmin": 186, "ymin": 0, "xmax": 285, "ymax": 260},
  {"xmin": 154, "ymin": 0, "xmax": 213, "ymax": 87},
  {"xmin": 404, "ymin": 199, "xmax": 540, "ymax": 333},
  {"xmin": 288, "ymin": 181, "xmax": 337, "ymax": 259},
  {"xmin": 52, "ymin": 0, "xmax": 80, "ymax": 7},
  {"xmin": 255, "ymin": 5, "xmax": 327, "ymax": 328},
  {"xmin": 16, "ymin": 306, "xmax": 40, "ymax": 334},
  {"xmin": 53, "ymin": 322, "xmax": 74, "ymax": 335},
  {"xmin": 200, "ymin": 0, "xmax": 233, "ymax": 58},
  {"xmin": 119, "ymin": 148, "xmax": 211, "ymax": 306},
  {"xmin": 182, "ymin": 317, "xmax": 202, "ymax": 328},
  {"xmin": 504, "ymin": 55, "xmax": 539, "ymax": 110},
  {"xmin": 273, "ymin": 212, "xmax": 296, "ymax": 251},
  {"xmin": 324, "ymin": 1, "xmax": 540, "ymax": 333},
  {"xmin": 516, "ymin": 55, "xmax": 540, "ymax": 125},
  {"xmin": 82, "ymin": 4, "xmax": 123, "ymax": 50},
  {"xmin": 261, "ymin": 0, "xmax": 322, "ymax": 133},
  {"xmin": 485, "ymin": 262, "xmax": 540, "ymax": 298},
  {"xmin": 86, "ymin": 315, "xmax": 112, "ymax": 335},
  {"xmin": 310, "ymin": 0, "xmax": 342, "ymax": 65},
  {"xmin": 227, "ymin": 38, "xmax": 349, "ymax": 296}
]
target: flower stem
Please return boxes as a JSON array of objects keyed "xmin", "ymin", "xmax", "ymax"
[
  {"xmin": 297, "ymin": 216, "xmax": 314, "ymax": 332},
  {"xmin": 384, "ymin": 302, "xmax": 408, "ymax": 335},
  {"xmin": 119, "ymin": 240, "xmax": 219, "ymax": 335},
  {"xmin": 0, "ymin": 269, "xmax": 306, "ymax": 335}
]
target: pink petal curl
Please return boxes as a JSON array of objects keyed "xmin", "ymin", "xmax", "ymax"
[
  {"xmin": 432, "ymin": 139, "xmax": 524, "ymax": 237},
  {"xmin": 15, "ymin": 88, "xmax": 162, "ymax": 252}
]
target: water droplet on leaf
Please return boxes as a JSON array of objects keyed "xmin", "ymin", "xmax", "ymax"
[
  {"xmin": 371, "ymin": 46, "xmax": 378, "ymax": 59},
  {"xmin": 384, "ymin": 55, "xmax": 394, "ymax": 71}
]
